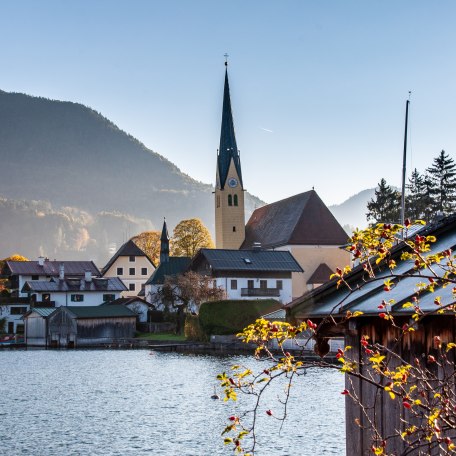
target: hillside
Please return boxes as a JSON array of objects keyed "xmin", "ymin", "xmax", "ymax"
[{"xmin": 0, "ymin": 90, "xmax": 263, "ymax": 263}]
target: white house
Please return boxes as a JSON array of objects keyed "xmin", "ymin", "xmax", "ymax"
[
  {"xmin": 102, "ymin": 297, "xmax": 153, "ymax": 323},
  {"xmin": 21, "ymin": 274, "xmax": 127, "ymax": 307},
  {"xmin": 188, "ymin": 248, "xmax": 303, "ymax": 304},
  {"xmin": 101, "ymin": 240, "xmax": 155, "ymax": 297},
  {"xmin": 0, "ymin": 299, "xmax": 30, "ymax": 334},
  {"xmin": 2, "ymin": 258, "xmax": 100, "ymax": 298}
]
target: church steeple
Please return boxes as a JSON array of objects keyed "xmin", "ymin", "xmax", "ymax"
[
  {"xmin": 160, "ymin": 218, "xmax": 169, "ymax": 264},
  {"xmin": 217, "ymin": 63, "xmax": 243, "ymax": 189},
  {"xmin": 214, "ymin": 60, "xmax": 245, "ymax": 250}
]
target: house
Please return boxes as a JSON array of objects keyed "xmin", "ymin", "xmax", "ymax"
[
  {"xmin": 102, "ymin": 297, "xmax": 153, "ymax": 324},
  {"xmin": 189, "ymin": 248, "xmax": 303, "ymax": 304},
  {"xmin": 241, "ymin": 190, "xmax": 350, "ymax": 299},
  {"xmin": 0, "ymin": 297, "xmax": 31, "ymax": 334},
  {"xmin": 285, "ymin": 216, "xmax": 456, "ymax": 455},
  {"xmin": 21, "ymin": 275, "xmax": 127, "ymax": 307},
  {"xmin": 47, "ymin": 305, "xmax": 137, "ymax": 348},
  {"xmin": 1, "ymin": 258, "xmax": 100, "ymax": 297},
  {"xmin": 23, "ymin": 307, "xmax": 56, "ymax": 347},
  {"xmin": 101, "ymin": 240, "xmax": 155, "ymax": 297}
]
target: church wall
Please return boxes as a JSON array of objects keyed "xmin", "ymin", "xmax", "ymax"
[{"xmin": 276, "ymin": 245, "xmax": 351, "ymax": 299}]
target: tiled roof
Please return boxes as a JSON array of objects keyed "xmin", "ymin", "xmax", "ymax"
[
  {"xmin": 4, "ymin": 260, "xmax": 100, "ymax": 277},
  {"xmin": 22, "ymin": 277, "xmax": 127, "ymax": 293},
  {"xmin": 190, "ymin": 249, "xmax": 303, "ymax": 273},
  {"xmin": 59, "ymin": 305, "xmax": 137, "ymax": 319},
  {"xmin": 241, "ymin": 190, "xmax": 348, "ymax": 249},
  {"xmin": 287, "ymin": 215, "xmax": 456, "ymax": 319},
  {"xmin": 145, "ymin": 257, "xmax": 192, "ymax": 285},
  {"xmin": 307, "ymin": 263, "xmax": 334, "ymax": 284},
  {"xmin": 101, "ymin": 240, "xmax": 154, "ymax": 275}
]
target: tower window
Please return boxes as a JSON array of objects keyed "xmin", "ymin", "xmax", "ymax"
[
  {"xmin": 228, "ymin": 194, "xmax": 233, "ymax": 206},
  {"xmin": 233, "ymin": 226, "xmax": 236, "ymax": 232},
  {"xmin": 234, "ymin": 194, "xmax": 238, "ymax": 206}
]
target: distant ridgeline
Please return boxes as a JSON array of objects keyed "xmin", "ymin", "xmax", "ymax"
[{"xmin": 0, "ymin": 90, "xmax": 263, "ymax": 262}]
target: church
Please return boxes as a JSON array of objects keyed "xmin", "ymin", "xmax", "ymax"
[{"xmin": 214, "ymin": 63, "xmax": 350, "ymax": 300}]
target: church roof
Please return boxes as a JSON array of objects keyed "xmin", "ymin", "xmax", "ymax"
[
  {"xmin": 101, "ymin": 240, "xmax": 154, "ymax": 275},
  {"xmin": 241, "ymin": 190, "xmax": 349, "ymax": 249},
  {"xmin": 217, "ymin": 66, "xmax": 243, "ymax": 189},
  {"xmin": 145, "ymin": 257, "xmax": 192, "ymax": 285}
]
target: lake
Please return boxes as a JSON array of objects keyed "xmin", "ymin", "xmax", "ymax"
[{"xmin": 0, "ymin": 350, "xmax": 345, "ymax": 455}]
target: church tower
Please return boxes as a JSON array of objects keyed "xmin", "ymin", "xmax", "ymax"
[{"xmin": 215, "ymin": 62, "xmax": 245, "ymax": 249}]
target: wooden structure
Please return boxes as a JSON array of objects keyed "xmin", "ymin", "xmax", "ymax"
[
  {"xmin": 23, "ymin": 307, "xmax": 56, "ymax": 347},
  {"xmin": 287, "ymin": 215, "xmax": 456, "ymax": 455},
  {"xmin": 47, "ymin": 305, "xmax": 136, "ymax": 347}
]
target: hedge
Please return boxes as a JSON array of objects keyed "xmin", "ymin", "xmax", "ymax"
[{"xmin": 199, "ymin": 299, "xmax": 282, "ymax": 335}]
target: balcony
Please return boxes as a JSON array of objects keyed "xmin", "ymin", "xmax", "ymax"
[{"xmin": 241, "ymin": 288, "xmax": 280, "ymax": 297}]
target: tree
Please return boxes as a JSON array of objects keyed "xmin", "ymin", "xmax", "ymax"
[
  {"xmin": 218, "ymin": 220, "xmax": 456, "ymax": 455},
  {"xmin": 153, "ymin": 271, "xmax": 225, "ymax": 334},
  {"xmin": 405, "ymin": 168, "xmax": 428, "ymax": 221},
  {"xmin": 0, "ymin": 254, "xmax": 28, "ymax": 296},
  {"xmin": 366, "ymin": 179, "xmax": 401, "ymax": 223},
  {"xmin": 130, "ymin": 231, "xmax": 161, "ymax": 265},
  {"xmin": 171, "ymin": 218, "xmax": 214, "ymax": 257},
  {"xmin": 426, "ymin": 150, "xmax": 456, "ymax": 215}
]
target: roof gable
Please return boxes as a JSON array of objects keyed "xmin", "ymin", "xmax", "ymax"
[
  {"xmin": 242, "ymin": 190, "xmax": 348, "ymax": 249},
  {"xmin": 307, "ymin": 263, "xmax": 334, "ymax": 284},
  {"xmin": 102, "ymin": 240, "xmax": 154, "ymax": 274}
]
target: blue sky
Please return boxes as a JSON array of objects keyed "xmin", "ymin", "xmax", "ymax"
[{"xmin": 1, "ymin": 1, "xmax": 455, "ymax": 206}]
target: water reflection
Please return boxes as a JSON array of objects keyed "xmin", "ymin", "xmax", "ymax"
[{"xmin": 0, "ymin": 350, "xmax": 345, "ymax": 455}]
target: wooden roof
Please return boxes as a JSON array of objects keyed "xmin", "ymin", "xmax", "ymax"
[{"xmin": 241, "ymin": 190, "xmax": 348, "ymax": 249}]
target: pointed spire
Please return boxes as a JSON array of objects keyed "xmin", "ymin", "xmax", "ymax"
[
  {"xmin": 160, "ymin": 218, "xmax": 170, "ymax": 264},
  {"xmin": 217, "ymin": 62, "xmax": 243, "ymax": 189}
]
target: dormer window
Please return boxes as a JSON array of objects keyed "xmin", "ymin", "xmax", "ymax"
[{"xmin": 244, "ymin": 258, "xmax": 252, "ymax": 264}]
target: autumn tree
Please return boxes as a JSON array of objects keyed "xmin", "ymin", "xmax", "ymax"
[
  {"xmin": 130, "ymin": 230, "xmax": 162, "ymax": 265},
  {"xmin": 218, "ymin": 220, "xmax": 456, "ymax": 455},
  {"xmin": 153, "ymin": 271, "xmax": 225, "ymax": 334},
  {"xmin": 0, "ymin": 254, "xmax": 29, "ymax": 296},
  {"xmin": 426, "ymin": 150, "xmax": 456, "ymax": 215},
  {"xmin": 171, "ymin": 218, "xmax": 214, "ymax": 257},
  {"xmin": 366, "ymin": 178, "xmax": 401, "ymax": 223}
]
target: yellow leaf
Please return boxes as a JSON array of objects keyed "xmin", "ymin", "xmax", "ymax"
[
  {"xmin": 352, "ymin": 311, "xmax": 364, "ymax": 317},
  {"xmin": 389, "ymin": 391, "xmax": 396, "ymax": 400}
]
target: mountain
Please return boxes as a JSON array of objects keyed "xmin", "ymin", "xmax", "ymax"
[
  {"xmin": 329, "ymin": 188, "xmax": 376, "ymax": 231},
  {"xmin": 0, "ymin": 90, "xmax": 263, "ymax": 264}
]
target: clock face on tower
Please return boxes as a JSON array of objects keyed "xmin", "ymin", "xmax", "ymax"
[{"xmin": 228, "ymin": 177, "xmax": 238, "ymax": 188}]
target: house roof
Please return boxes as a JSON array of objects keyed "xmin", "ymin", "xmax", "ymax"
[
  {"xmin": 101, "ymin": 240, "xmax": 154, "ymax": 275},
  {"xmin": 287, "ymin": 216, "xmax": 456, "ymax": 320},
  {"xmin": 24, "ymin": 307, "xmax": 56, "ymax": 318},
  {"xmin": 145, "ymin": 257, "xmax": 192, "ymax": 285},
  {"xmin": 241, "ymin": 190, "xmax": 348, "ymax": 249},
  {"xmin": 102, "ymin": 297, "xmax": 152, "ymax": 307},
  {"xmin": 57, "ymin": 305, "xmax": 137, "ymax": 319},
  {"xmin": 22, "ymin": 277, "xmax": 127, "ymax": 293},
  {"xmin": 190, "ymin": 249, "xmax": 303, "ymax": 273},
  {"xmin": 307, "ymin": 263, "xmax": 334, "ymax": 284},
  {"xmin": 3, "ymin": 260, "xmax": 100, "ymax": 277}
]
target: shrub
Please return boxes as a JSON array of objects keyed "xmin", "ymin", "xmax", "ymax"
[{"xmin": 199, "ymin": 299, "xmax": 281, "ymax": 335}]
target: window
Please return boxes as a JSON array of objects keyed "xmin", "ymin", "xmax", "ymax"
[
  {"xmin": 31, "ymin": 275, "xmax": 39, "ymax": 280},
  {"xmin": 228, "ymin": 194, "xmax": 233, "ymax": 206},
  {"xmin": 117, "ymin": 267, "xmax": 123, "ymax": 275},
  {"xmin": 103, "ymin": 294, "xmax": 115, "ymax": 302},
  {"xmin": 10, "ymin": 307, "xmax": 27, "ymax": 315},
  {"xmin": 129, "ymin": 268, "xmax": 135, "ymax": 276},
  {"xmin": 129, "ymin": 283, "xmax": 136, "ymax": 291},
  {"xmin": 141, "ymin": 267, "xmax": 148, "ymax": 275},
  {"xmin": 16, "ymin": 324, "xmax": 24, "ymax": 334},
  {"xmin": 234, "ymin": 194, "xmax": 238, "ymax": 206},
  {"xmin": 276, "ymin": 280, "xmax": 283, "ymax": 290},
  {"xmin": 129, "ymin": 256, "xmax": 135, "ymax": 262},
  {"xmin": 260, "ymin": 280, "xmax": 267, "ymax": 289},
  {"xmin": 233, "ymin": 226, "xmax": 236, "ymax": 232},
  {"xmin": 231, "ymin": 280, "xmax": 237, "ymax": 290},
  {"xmin": 247, "ymin": 280, "xmax": 254, "ymax": 289},
  {"xmin": 42, "ymin": 293, "xmax": 51, "ymax": 302},
  {"xmin": 71, "ymin": 294, "xmax": 84, "ymax": 302}
]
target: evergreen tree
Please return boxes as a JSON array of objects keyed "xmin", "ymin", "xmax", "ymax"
[
  {"xmin": 405, "ymin": 168, "xmax": 427, "ymax": 220},
  {"xmin": 426, "ymin": 150, "xmax": 456, "ymax": 215},
  {"xmin": 366, "ymin": 178, "xmax": 401, "ymax": 223}
]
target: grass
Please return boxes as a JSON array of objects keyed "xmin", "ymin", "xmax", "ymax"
[{"xmin": 135, "ymin": 332, "xmax": 187, "ymax": 341}]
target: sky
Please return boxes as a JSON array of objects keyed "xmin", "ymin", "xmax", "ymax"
[{"xmin": 1, "ymin": 1, "xmax": 455, "ymax": 206}]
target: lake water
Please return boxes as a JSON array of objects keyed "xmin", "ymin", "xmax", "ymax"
[{"xmin": 0, "ymin": 350, "xmax": 345, "ymax": 455}]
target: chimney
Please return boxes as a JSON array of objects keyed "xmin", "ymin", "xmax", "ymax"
[
  {"xmin": 59, "ymin": 263, "xmax": 65, "ymax": 280},
  {"xmin": 85, "ymin": 271, "xmax": 92, "ymax": 282},
  {"xmin": 38, "ymin": 256, "xmax": 45, "ymax": 266},
  {"xmin": 252, "ymin": 242, "xmax": 262, "ymax": 251}
]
